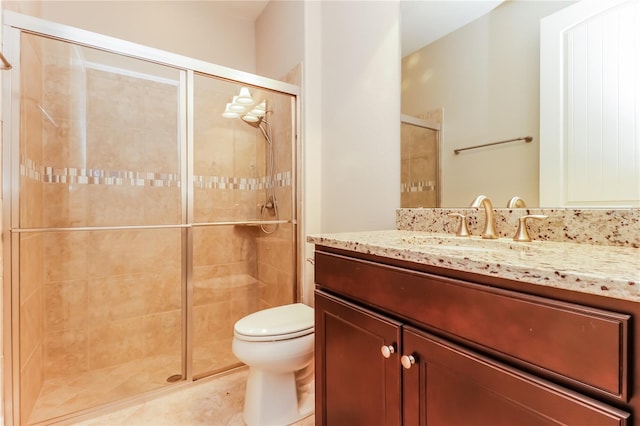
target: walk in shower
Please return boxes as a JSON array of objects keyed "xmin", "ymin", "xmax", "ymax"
[{"xmin": 2, "ymin": 12, "xmax": 300, "ymax": 425}]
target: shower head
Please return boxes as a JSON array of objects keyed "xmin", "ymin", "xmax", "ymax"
[
  {"xmin": 242, "ymin": 114, "xmax": 272, "ymax": 145},
  {"xmin": 241, "ymin": 114, "xmax": 264, "ymax": 127}
]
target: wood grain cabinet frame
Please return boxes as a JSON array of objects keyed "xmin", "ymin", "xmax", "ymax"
[{"xmin": 314, "ymin": 247, "xmax": 637, "ymax": 425}]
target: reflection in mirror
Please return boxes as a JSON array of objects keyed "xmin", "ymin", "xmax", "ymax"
[
  {"xmin": 400, "ymin": 114, "xmax": 440, "ymax": 207},
  {"xmin": 401, "ymin": 1, "xmax": 575, "ymax": 207}
]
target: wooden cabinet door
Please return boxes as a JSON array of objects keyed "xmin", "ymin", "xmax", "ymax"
[
  {"xmin": 315, "ymin": 290, "xmax": 402, "ymax": 426},
  {"xmin": 402, "ymin": 326, "xmax": 630, "ymax": 426}
]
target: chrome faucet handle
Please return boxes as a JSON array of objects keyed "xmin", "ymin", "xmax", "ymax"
[
  {"xmin": 513, "ymin": 215, "xmax": 548, "ymax": 242},
  {"xmin": 447, "ymin": 213, "xmax": 470, "ymax": 237}
]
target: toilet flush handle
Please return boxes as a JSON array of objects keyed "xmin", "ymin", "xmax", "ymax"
[{"xmin": 380, "ymin": 344, "xmax": 396, "ymax": 358}]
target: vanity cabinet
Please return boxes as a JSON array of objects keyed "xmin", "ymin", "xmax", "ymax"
[
  {"xmin": 314, "ymin": 247, "xmax": 635, "ymax": 426},
  {"xmin": 315, "ymin": 292, "xmax": 402, "ymax": 425}
]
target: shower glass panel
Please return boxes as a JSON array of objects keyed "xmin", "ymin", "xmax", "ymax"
[
  {"xmin": 22, "ymin": 229, "xmax": 183, "ymax": 424},
  {"xmin": 5, "ymin": 13, "xmax": 299, "ymax": 425},
  {"xmin": 191, "ymin": 73, "xmax": 297, "ymax": 378},
  {"xmin": 15, "ymin": 32, "xmax": 184, "ymax": 424},
  {"xmin": 400, "ymin": 121, "xmax": 440, "ymax": 207},
  {"xmin": 19, "ymin": 33, "xmax": 183, "ymax": 227}
]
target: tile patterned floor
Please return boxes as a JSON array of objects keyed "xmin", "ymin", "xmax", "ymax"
[
  {"xmin": 66, "ymin": 368, "xmax": 315, "ymax": 426},
  {"xmin": 32, "ymin": 338, "xmax": 244, "ymax": 424}
]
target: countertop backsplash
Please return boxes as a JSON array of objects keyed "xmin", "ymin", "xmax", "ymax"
[{"xmin": 397, "ymin": 208, "xmax": 640, "ymax": 248}]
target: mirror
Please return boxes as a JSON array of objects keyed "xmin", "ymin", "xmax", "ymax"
[{"xmin": 401, "ymin": 0, "xmax": 638, "ymax": 208}]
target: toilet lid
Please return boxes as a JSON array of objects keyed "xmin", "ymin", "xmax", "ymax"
[{"xmin": 234, "ymin": 303, "xmax": 314, "ymax": 339}]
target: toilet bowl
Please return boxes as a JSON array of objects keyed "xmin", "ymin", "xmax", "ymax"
[{"xmin": 232, "ymin": 303, "xmax": 315, "ymax": 426}]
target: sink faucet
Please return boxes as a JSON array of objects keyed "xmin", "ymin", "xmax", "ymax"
[
  {"xmin": 507, "ymin": 196, "xmax": 527, "ymax": 208},
  {"xmin": 470, "ymin": 195, "xmax": 498, "ymax": 239}
]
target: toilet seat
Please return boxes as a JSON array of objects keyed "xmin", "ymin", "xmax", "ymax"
[{"xmin": 234, "ymin": 303, "xmax": 314, "ymax": 342}]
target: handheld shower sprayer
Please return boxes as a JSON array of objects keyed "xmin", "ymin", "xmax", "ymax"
[
  {"xmin": 241, "ymin": 109, "xmax": 278, "ymax": 232},
  {"xmin": 241, "ymin": 114, "xmax": 272, "ymax": 146},
  {"xmin": 241, "ymin": 114, "xmax": 263, "ymax": 127},
  {"xmin": 222, "ymin": 89, "xmax": 277, "ymax": 233}
]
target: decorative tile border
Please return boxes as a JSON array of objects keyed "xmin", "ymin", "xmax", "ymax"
[
  {"xmin": 21, "ymin": 159, "xmax": 180, "ymax": 187},
  {"xmin": 401, "ymin": 181, "xmax": 436, "ymax": 193},
  {"xmin": 194, "ymin": 172, "xmax": 291, "ymax": 190},
  {"xmin": 21, "ymin": 159, "xmax": 291, "ymax": 190}
]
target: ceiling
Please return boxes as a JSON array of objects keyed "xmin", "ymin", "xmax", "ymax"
[
  {"xmin": 400, "ymin": 0, "xmax": 505, "ymax": 56},
  {"xmin": 219, "ymin": 0, "xmax": 504, "ymax": 57},
  {"xmin": 213, "ymin": 0, "xmax": 269, "ymax": 20}
]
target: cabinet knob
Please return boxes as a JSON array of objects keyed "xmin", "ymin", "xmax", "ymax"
[
  {"xmin": 381, "ymin": 345, "xmax": 395, "ymax": 358},
  {"xmin": 401, "ymin": 355, "xmax": 415, "ymax": 369}
]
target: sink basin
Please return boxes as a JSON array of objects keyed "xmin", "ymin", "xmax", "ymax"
[{"xmin": 398, "ymin": 234, "xmax": 536, "ymax": 253}]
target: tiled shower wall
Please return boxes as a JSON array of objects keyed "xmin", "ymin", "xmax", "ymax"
[
  {"xmin": 257, "ymin": 64, "xmax": 298, "ymax": 310},
  {"xmin": 191, "ymin": 72, "xmax": 296, "ymax": 374},
  {"xmin": 25, "ymin": 37, "xmax": 186, "ymax": 421},
  {"xmin": 15, "ymin": 32, "xmax": 297, "ymax": 422}
]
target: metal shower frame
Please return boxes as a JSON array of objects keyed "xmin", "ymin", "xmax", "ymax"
[{"xmin": 1, "ymin": 11, "xmax": 302, "ymax": 425}]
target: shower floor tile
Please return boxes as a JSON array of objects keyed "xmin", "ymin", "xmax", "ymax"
[
  {"xmin": 31, "ymin": 353, "xmax": 182, "ymax": 424},
  {"xmin": 67, "ymin": 368, "xmax": 315, "ymax": 426},
  {"xmin": 31, "ymin": 337, "xmax": 245, "ymax": 424}
]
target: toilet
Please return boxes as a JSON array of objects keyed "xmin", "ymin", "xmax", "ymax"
[{"xmin": 232, "ymin": 303, "xmax": 315, "ymax": 426}]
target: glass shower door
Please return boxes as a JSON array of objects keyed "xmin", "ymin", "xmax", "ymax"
[
  {"xmin": 400, "ymin": 119, "xmax": 440, "ymax": 208},
  {"xmin": 13, "ymin": 32, "xmax": 185, "ymax": 424},
  {"xmin": 191, "ymin": 73, "xmax": 298, "ymax": 378},
  {"xmin": 5, "ymin": 13, "xmax": 300, "ymax": 424}
]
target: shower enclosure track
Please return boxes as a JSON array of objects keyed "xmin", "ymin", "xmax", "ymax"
[{"xmin": 10, "ymin": 220, "xmax": 293, "ymax": 233}]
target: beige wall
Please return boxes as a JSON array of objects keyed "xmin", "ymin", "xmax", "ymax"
[
  {"xmin": 402, "ymin": 1, "xmax": 572, "ymax": 208},
  {"xmin": 256, "ymin": 0, "xmax": 304, "ymax": 80},
  {"xmin": 319, "ymin": 0, "xmax": 401, "ymax": 232},
  {"xmin": 5, "ymin": 0, "xmax": 258, "ymax": 73},
  {"xmin": 256, "ymin": 0, "xmax": 403, "ymax": 302}
]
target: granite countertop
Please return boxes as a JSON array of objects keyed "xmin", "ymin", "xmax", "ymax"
[{"xmin": 307, "ymin": 230, "xmax": 640, "ymax": 303}]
